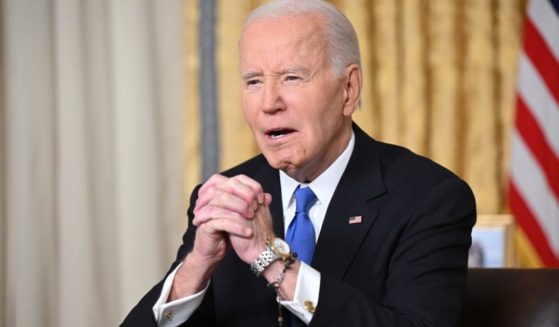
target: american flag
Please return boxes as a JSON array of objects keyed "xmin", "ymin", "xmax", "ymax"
[
  {"xmin": 348, "ymin": 216, "xmax": 362, "ymax": 224},
  {"xmin": 508, "ymin": 0, "xmax": 559, "ymax": 266}
]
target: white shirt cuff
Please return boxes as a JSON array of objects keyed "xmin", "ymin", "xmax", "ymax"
[
  {"xmin": 279, "ymin": 262, "xmax": 321, "ymax": 324},
  {"xmin": 152, "ymin": 262, "xmax": 209, "ymax": 327}
]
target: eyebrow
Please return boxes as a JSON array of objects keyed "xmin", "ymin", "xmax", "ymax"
[
  {"xmin": 284, "ymin": 66, "xmax": 309, "ymax": 75},
  {"xmin": 241, "ymin": 71, "xmax": 262, "ymax": 81},
  {"xmin": 241, "ymin": 66, "xmax": 310, "ymax": 81}
]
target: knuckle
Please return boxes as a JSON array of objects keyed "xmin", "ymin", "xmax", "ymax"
[{"xmin": 208, "ymin": 206, "xmax": 220, "ymax": 218}]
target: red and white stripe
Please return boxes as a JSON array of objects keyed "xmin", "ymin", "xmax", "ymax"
[{"xmin": 508, "ymin": 0, "xmax": 559, "ymax": 267}]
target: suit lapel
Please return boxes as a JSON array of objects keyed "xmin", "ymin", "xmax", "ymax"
[
  {"xmin": 313, "ymin": 125, "xmax": 386, "ymax": 279},
  {"xmin": 254, "ymin": 161, "xmax": 284, "ymax": 237}
]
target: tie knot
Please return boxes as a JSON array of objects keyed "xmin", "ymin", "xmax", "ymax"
[{"xmin": 294, "ymin": 186, "xmax": 317, "ymax": 214}]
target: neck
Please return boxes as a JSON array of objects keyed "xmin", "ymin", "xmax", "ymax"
[{"xmin": 286, "ymin": 125, "xmax": 353, "ymax": 183}]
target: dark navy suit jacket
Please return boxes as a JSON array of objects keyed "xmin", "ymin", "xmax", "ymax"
[{"xmin": 122, "ymin": 124, "xmax": 476, "ymax": 327}]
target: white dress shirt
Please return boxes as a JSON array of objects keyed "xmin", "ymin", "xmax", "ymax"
[{"xmin": 153, "ymin": 132, "xmax": 355, "ymax": 326}]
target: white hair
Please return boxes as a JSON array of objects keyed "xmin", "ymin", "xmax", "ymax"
[{"xmin": 243, "ymin": 0, "xmax": 361, "ymax": 78}]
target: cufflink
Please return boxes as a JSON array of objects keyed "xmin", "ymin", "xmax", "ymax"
[
  {"xmin": 304, "ymin": 300, "xmax": 316, "ymax": 313},
  {"xmin": 164, "ymin": 310, "xmax": 174, "ymax": 320}
]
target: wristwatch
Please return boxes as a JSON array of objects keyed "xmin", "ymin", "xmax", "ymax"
[
  {"xmin": 250, "ymin": 237, "xmax": 292, "ymax": 276},
  {"xmin": 268, "ymin": 237, "xmax": 292, "ymax": 260}
]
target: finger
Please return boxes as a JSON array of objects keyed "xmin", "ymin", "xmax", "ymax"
[
  {"xmin": 196, "ymin": 182, "xmax": 252, "ymax": 216},
  {"xmin": 195, "ymin": 186, "xmax": 219, "ymax": 215},
  {"xmin": 199, "ymin": 188, "xmax": 256, "ymax": 218},
  {"xmin": 193, "ymin": 205, "xmax": 245, "ymax": 226},
  {"xmin": 197, "ymin": 174, "xmax": 264, "ymax": 215},
  {"xmin": 197, "ymin": 174, "xmax": 228, "ymax": 207},
  {"xmin": 264, "ymin": 193, "xmax": 272, "ymax": 206},
  {"xmin": 196, "ymin": 174, "xmax": 266, "ymax": 217},
  {"xmin": 235, "ymin": 175, "xmax": 265, "ymax": 204},
  {"xmin": 196, "ymin": 174, "xmax": 229, "ymax": 211},
  {"xmin": 198, "ymin": 174, "xmax": 228, "ymax": 196},
  {"xmin": 215, "ymin": 176, "xmax": 262, "ymax": 212},
  {"xmin": 202, "ymin": 216, "xmax": 253, "ymax": 238}
]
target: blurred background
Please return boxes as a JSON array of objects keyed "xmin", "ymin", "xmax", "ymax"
[{"xmin": 1, "ymin": 0, "xmax": 557, "ymax": 326}]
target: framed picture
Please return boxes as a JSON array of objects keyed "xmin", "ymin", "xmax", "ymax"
[{"xmin": 468, "ymin": 214, "xmax": 515, "ymax": 268}]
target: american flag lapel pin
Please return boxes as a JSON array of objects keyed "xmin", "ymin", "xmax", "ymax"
[{"xmin": 348, "ymin": 215, "xmax": 362, "ymax": 224}]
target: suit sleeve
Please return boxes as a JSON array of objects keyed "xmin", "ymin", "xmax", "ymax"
[
  {"xmin": 120, "ymin": 185, "xmax": 217, "ymax": 327},
  {"xmin": 309, "ymin": 178, "xmax": 476, "ymax": 327}
]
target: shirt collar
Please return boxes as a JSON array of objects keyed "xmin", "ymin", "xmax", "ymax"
[{"xmin": 279, "ymin": 131, "xmax": 355, "ymax": 212}]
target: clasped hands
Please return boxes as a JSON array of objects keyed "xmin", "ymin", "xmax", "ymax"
[
  {"xmin": 170, "ymin": 173, "xmax": 298, "ymax": 302},
  {"xmin": 191, "ymin": 174, "xmax": 274, "ymax": 268}
]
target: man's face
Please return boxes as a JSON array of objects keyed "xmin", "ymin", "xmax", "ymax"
[{"xmin": 239, "ymin": 14, "xmax": 355, "ymax": 182}]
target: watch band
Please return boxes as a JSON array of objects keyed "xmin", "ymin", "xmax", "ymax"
[{"xmin": 250, "ymin": 245, "xmax": 280, "ymax": 276}]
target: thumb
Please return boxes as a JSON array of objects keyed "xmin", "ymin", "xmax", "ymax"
[{"xmin": 264, "ymin": 193, "xmax": 272, "ymax": 206}]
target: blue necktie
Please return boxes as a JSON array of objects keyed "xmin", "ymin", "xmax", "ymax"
[{"xmin": 286, "ymin": 186, "xmax": 317, "ymax": 264}]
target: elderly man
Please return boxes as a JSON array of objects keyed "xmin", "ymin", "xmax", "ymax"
[{"xmin": 123, "ymin": 1, "xmax": 476, "ymax": 326}]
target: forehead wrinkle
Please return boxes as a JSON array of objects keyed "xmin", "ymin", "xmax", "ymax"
[{"xmin": 240, "ymin": 14, "xmax": 330, "ymax": 78}]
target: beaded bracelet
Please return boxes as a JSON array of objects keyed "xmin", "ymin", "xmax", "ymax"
[
  {"xmin": 267, "ymin": 253, "xmax": 296, "ymax": 327},
  {"xmin": 267, "ymin": 256, "xmax": 295, "ymax": 290}
]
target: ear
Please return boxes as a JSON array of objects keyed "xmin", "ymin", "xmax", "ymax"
[{"xmin": 342, "ymin": 64, "xmax": 362, "ymax": 117}]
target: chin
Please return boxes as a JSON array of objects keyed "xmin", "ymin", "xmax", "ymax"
[
  {"xmin": 263, "ymin": 154, "xmax": 293, "ymax": 171},
  {"xmin": 267, "ymin": 158, "xmax": 289, "ymax": 171}
]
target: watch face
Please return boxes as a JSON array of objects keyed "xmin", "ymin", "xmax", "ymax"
[{"xmin": 272, "ymin": 238, "xmax": 290, "ymax": 256}]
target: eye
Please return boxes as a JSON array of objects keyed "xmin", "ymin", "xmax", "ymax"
[
  {"xmin": 283, "ymin": 75, "xmax": 303, "ymax": 86},
  {"xmin": 245, "ymin": 79, "xmax": 262, "ymax": 87}
]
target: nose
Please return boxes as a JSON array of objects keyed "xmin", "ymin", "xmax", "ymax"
[{"xmin": 262, "ymin": 80, "xmax": 285, "ymax": 114}]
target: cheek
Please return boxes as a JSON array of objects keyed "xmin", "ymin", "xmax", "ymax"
[{"xmin": 242, "ymin": 98, "xmax": 258, "ymax": 126}]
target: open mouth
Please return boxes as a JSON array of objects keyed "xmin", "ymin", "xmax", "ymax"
[{"xmin": 266, "ymin": 128, "xmax": 295, "ymax": 140}]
